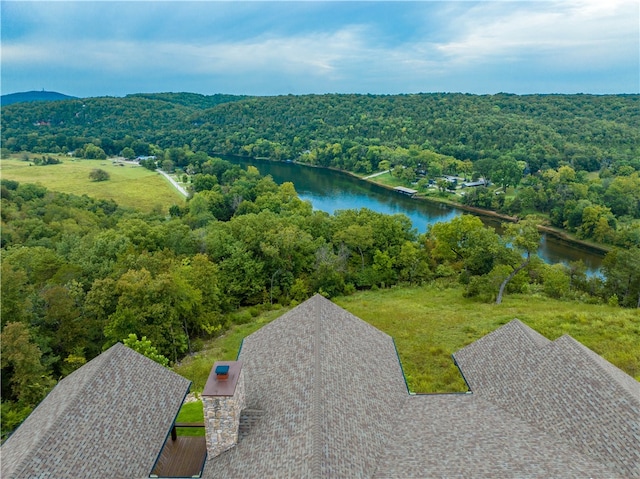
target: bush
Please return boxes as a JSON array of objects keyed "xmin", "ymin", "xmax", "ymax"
[
  {"xmin": 89, "ymin": 169, "xmax": 110, "ymax": 182},
  {"xmin": 231, "ymin": 309, "xmax": 253, "ymax": 325}
]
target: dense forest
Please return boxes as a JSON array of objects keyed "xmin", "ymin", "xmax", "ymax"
[
  {"xmin": 2, "ymin": 92, "xmax": 639, "ymax": 246},
  {"xmin": 2, "ymin": 93, "xmax": 640, "ymax": 438},
  {"xmin": 1, "ymin": 155, "xmax": 639, "ymax": 438}
]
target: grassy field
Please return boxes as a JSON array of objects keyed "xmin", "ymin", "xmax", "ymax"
[
  {"xmin": 0, "ymin": 156, "xmax": 185, "ymax": 213},
  {"xmin": 173, "ymin": 283, "xmax": 639, "ymax": 394}
]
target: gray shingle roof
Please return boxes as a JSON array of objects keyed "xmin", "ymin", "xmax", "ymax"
[
  {"xmin": 454, "ymin": 319, "xmax": 640, "ymax": 478},
  {"xmin": 203, "ymin": 298, "xmax": 639, "ymax": 478},
  {"xmin": 372, "ymin": 394, "xmax": 615, "ymax": 478},
  {"xmin": 4, "ymin": 297, "xmax": 638, "ymax": 478},
  {"xmin": 204, "ymin": 294, "xmax": 409, "ymax": 478},
  {"xmin": 1, "ymin": 343, "xmax": 191, "ymax": 479}
]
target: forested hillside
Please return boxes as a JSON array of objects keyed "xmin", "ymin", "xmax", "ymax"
[
  {"xmin": 2, "ymin": 93, "xmax": 639, "ymax": 246},
  {"xmin": 0, "ymin": 90, "xmax": 77, "ymax": 107},
  {"xmin": 2, "ymin": 93, "xmax": 639, "ymax": 438},
  {"xmin": 3, "ymin": 93, "xmax": 638, "ymax": 170},
  {"xmin": 2, "ymin": 153, "xmax": 639, "ymax": 438}
]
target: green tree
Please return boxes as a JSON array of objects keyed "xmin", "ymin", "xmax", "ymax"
[
  {"xmin": 123, "ymin": 334, "xmax": 169, "ymax": 367},
  {"xmin": 121, "ymin": 147, "xmax": 135, "ymax": 159},
  {"xmin": 541, "ymin": 263, "xmax": 571, "ymax": 299},
  {"xmin": 334, "ymin": 223, "xmax": 374, "ymax": 271},
  {"xmin": 1, "ymin": 262, "xmax": 33, "ymax": 328},
  {"xmin": 103, "ymin": 268, "xmax": 195, "ymax": 361},
  {"xmin": 89, "ymin": 168, "xmax": 110, "ymax": 182},
  {"xmin": 603, "ymin": 174, "xmax": 640, "ymax": 218},
  {"xmin": 395, "ymin": 241, "xmax": 431, "ymax": 284},
  {"xmin": 430, "ymin": 215, "xmax": 504, "ymax": 277},
  {"xmin": 372, "ymin": 249, "xmax": 395, "ymax": 287},
  {"xmin": 1, "ymin": 322, "xmax": 55, "ymax": 406},
  {"xmin": 602, "ymin": 247, "xmax": 640, "ymax": 308},
  {"xmin": 83, "ymin": 143, "xmax": 107, "ymax": 160},
  {"xmin": 491, "ymin": 156, "xmax": 523, "ymax": 190},
  {"xmin": 41, "ymin": 285, "xmax": 85, "ymax": 364},
  {"xmin": 311, "ymin": 244, "xmax": 348, "ymax": 297},
  {"xmin": 496, "ymin": 217, "xmax": 541, "ymax": 304},
  {"xmin": 177, "ymin": 254, "xmax": 225, "ymax": 335}
]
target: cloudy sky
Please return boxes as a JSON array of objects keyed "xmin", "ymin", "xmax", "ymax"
[{"xmin": 1, "ymin": 1, "xmax": 638, "ymax": 98}]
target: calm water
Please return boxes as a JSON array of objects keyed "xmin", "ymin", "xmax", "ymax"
[{"xmin": 225, "ymin": 156, "xmax": 604, "ymax": 274}]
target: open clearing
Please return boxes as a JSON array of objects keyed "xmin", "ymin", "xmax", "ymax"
[
  {"xmin": 174, "ymin": 284, "xmax": 640, "ymax": 394},
  {"xmin": 0, "ymin": 156, "xmax": 186, "ymax": 213}
]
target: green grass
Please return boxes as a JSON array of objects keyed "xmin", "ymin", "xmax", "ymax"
[
  {"xmin": 0, "ymin": 156, "xmax": 185, "ymax": 213},
  {"xmin": 175, "ymin": 400, "xmax": 205, "ymax": 436},
  {"xmin": 369, "ymin": 171, "xmax": 406, "ymax": 188},
  {"xmin": 335, "ymin": 284, "xmax": 640, "ymax": 392},
  {"xmin": 173, "ymin": 307, "xmax": 290, "ymax": 392},
  {"xmin": 174, "ymin": 284, "xmax": 639, "ymax": 394}
]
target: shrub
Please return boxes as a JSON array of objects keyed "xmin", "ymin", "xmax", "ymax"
[{"xmin": 89, "ymin": 168, "xmax": 110, "ymax": 182}]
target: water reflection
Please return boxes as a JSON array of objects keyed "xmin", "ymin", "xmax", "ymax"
[{"xmin": 224, "ymin": 156, "xmax": 603, "ymax": 274}]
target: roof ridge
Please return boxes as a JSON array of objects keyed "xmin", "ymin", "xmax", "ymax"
[
  {"xmin": 311, "ymin": 293, "xmax": 323, "ymax": 478},
  {"xmin": 553, "ymin": 334, "xmax": 640, "ymax": 404},
  {"xmin": 509, "ymin": 319, "xmax": 552, "ymax": 348}
]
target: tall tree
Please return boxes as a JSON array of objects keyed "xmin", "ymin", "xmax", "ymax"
[
  {"xmin": 430, "ymin": 215, "xmax": 504, "ymax": 276},
  {"xmin": 496, "ymin": 217, "xmax": 541, "ymax": 304},
  {"xmin": 1, "ymin": 322, "xmax": 55, "ymax": 406},
  {"xmin": 602, "ymin": 247, "xmax": 640, "ymax": 308}
]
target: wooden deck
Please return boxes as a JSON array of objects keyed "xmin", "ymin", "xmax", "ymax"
[{"xmin": 151, "ymin": 435, "xmax": 207, "ymax": 478}]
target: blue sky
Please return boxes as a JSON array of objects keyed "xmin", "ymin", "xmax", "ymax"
[{"xmin": 2, "ymin": 1, "xmax": 638, "ymax": 97}]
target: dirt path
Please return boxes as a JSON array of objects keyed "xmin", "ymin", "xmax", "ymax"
[{"xmin": 362, "ymin": 170, "xmax": 390, "ymax": 179}]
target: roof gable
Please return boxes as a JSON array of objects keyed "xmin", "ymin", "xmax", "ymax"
[
  {"xmin": 204, "ymin": 294, "xmax": 409, "ymax": 478},
  {"xmin": 1, "ymin": 343, "xmax": 191, "ymax": 479},
  {"xmin": 454, "ymin": 319, "xmax": 640, "ymax": 478}
]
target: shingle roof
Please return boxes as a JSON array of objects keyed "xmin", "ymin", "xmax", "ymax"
[
  {"xmin": 203, "ymin": 294, "xmax": 409, "ymax": 478},
  {"xmin": 372, "ymin": 394, "xmax": 615, "ymax": 478},
  {"xmin": 454, "ymin": 320, "xmax": 640, "ymax": 478},
  {"xmin": 0, "ymin": 343, "xmax": 191, "ymax": 479},
  {"xmin": 4, "ymin": 297, "xmax": 638, "ymax": 478},
  {"xmin": 203, "ymin": 298, "xmax": 639, "ymax": 478}
]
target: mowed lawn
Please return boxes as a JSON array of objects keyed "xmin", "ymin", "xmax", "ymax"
[
  {"xmin": 174, "ymin": 284, "xmax": 639, "ymax": 395},
  {"xmin": 0, "ymin": 157, "xmax": 185, "ymax": 213}
]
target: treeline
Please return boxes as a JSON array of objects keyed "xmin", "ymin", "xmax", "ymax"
[
  {"xmin": 2, "ymin": 92, "xmax": 639, "ymax": 247},
  {"xmin": 3, "ymin": 93, "xmax": 638, "ymax": 173},
  {"xmin": 2, "ymin": 159, "xmax": 639, "ymax": 438}
]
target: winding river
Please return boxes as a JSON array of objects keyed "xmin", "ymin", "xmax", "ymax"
[{"xmin": 223, "ymin": 156, "xmax": 605, "ymax": 274}]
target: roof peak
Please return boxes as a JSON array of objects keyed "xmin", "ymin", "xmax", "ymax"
[{"xmin": 552, "ymin": 334, "xmax": 640, "ymax": 403}]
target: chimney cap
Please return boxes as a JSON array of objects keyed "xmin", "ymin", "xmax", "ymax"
[{"xmin": 203, "ymin": 361, "xmax": 242, "ymax": 396}]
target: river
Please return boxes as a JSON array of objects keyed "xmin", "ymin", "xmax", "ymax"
[{"xmin": 223, "ymin": 156, "xmax": 604, "ymax": 274}]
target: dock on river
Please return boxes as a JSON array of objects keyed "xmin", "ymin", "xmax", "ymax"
[{"xmin": 394, "ymin": 186, "xmax": 418, "ymax": 196}]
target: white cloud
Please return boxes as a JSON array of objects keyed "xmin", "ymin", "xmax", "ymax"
[
  {"xmin": 3, "ymin": 25, "xmax": 376, "ymax": 80},
  {"xmin": 2, "ymin": 1, "xmax": 637, "ymax": 95},
  {"xmin": 430, "ymin": 0, "xmax": 639, "ymax": 67}
]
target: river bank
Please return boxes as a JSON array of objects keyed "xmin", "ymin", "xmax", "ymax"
[
  {"xmin": 217, "ymin": 154, "xmax": 608, "ymax": 267},
  {"xmin": 349, "ymin": 168, "xmax": 610, "ymax": 257}
]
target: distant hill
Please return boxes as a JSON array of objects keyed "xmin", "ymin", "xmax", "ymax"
[{"xmin": 1, "ymin": 90, "xmax": 77, "ymax": 106}]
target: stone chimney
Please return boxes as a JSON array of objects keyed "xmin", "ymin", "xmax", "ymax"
[{"xmin": 202, "ymin": 361, "xmax": 245, "ymax": 459}]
